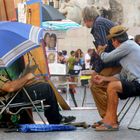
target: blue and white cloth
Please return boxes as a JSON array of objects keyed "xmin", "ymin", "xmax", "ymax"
[
  {"xmin": 42, "ymin": 20, "xmax": 81, "ymax": 31},
  {"xmin": 19, "ymin": 124, "xmax": 76, "ymax": 133}
]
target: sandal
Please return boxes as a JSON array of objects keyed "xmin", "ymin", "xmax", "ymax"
[
  {"xmin": 92, "ymin": 121, "xmax": 103, "ymax": 128},
  {"xmin": 95, "ymin": 123, "xmax": 119, "ymax": 131}
]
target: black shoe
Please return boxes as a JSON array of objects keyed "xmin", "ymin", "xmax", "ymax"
[{"xmin": 60, "ymin": 116, "xmax": 76, "ymax": 124}]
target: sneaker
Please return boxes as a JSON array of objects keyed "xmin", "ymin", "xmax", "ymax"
[{"xmin": 60, "ymin": 116, "xmax": 76, "ymax": 124}]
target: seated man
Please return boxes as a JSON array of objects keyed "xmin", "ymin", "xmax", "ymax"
[
  {"xmin": 0, "ymin": 68, "xmax": 76, "ymax": 124},
  {"xmin": 92, "ymin": 25, "xmax": 140, "ymax": 131}
]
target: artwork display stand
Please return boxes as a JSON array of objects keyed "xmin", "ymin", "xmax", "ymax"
[{"xmin": 23, "ymin": 0, "xmax": 70, "ymax": 110}]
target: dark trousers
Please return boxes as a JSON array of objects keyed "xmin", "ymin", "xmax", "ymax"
[{"xmin": 12, "ymin": 82, "xmax": 62, "ymax": 124}]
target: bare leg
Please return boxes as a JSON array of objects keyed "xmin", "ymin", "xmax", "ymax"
[
  {"xmin": 102, "ymin": 81, "xmax": 123, "ymax": 126},
  {"xmin": 90, "ymin": 67, "xmax": 121, "ymax": 119}
]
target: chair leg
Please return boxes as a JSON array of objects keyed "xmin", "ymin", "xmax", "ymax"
[
  {"xmin": 82, "ymin": 86, "xmax": 87, "ymax": 107},
  {"xmin": 69, "ymin": 93, "xmax": 78, "ymax": 107},
  {"xmin": 0, "ymin": 90, "xmax": 21, "ymax": 115},
  {"xmin": 23, "ymin": 88, "xmax": 46, "ymax": 124},
  {"xmin": 118, "ymin": 98, "xmax": 130, "ymax": 117},
  {"xmin": 118, "ymin": 97, "xmax": 137, "ymax": 123},
  {"xmin": 127, "ymin": 99, "xmax": 140, "ymax": 130}
]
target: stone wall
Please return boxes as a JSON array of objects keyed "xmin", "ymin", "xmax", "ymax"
[
  {"xmin": 95, "ymin": 0, "xmax": 140, "ymax": 27},
  {"xmin": 59, "ymin": 0, "xmax": 140, "ymax": 27},
  {"xmin": 57, "ymin": 27, "xmax": 95, "ymax": 54},
  {"xmin": 120, "ymin": 0, "xmax": 140, "ymax": 27}
]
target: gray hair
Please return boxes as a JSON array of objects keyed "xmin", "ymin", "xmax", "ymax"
[{"xmin": 82, "ymin": 6, "xmax": 99, "ymax": 21}]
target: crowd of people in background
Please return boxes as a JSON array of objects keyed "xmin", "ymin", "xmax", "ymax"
[{"xmin": 57, "ymin": 48, "xmax": 93, "ymax": 71}]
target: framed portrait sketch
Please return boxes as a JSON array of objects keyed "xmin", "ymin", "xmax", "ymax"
[
  {"xmin": 46, "ymin": 51, "xmax": 57, "ymax": 64},
  {"xmin": 44, "ymin": 32, "xmax": 58, "ymax": 51}
]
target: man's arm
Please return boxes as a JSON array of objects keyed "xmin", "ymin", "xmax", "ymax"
[
  {"xmin": 93, "ymin": 74, "xmax": 119, "ymax": 85},
  {"xmin": 1, "ymin": 73, "xmax": 35, "ymax": 93},
  {"xmin": 100, "ymin": 43, "xmax": 130, "ymax": 63}
]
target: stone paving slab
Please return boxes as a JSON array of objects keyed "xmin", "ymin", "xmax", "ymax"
[
  {"xmin": 1, "ymin": 108, "xmax": 140, "ymax": 140},
  {"xmin": 1, "ymin": 87, "xmax": 140, "ymax": 140}
]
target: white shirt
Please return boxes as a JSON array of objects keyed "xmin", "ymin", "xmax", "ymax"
[{"xmin": 84, "ymin": 53, "xmax": 91, "ymax": 69}]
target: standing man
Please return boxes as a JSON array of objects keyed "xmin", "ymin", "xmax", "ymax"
[
  {"xmin": 93, "ymin": 25, "xmax": 140, "ymax": 131},
  {"xmin": 84, "ymin": 49, "xmax": 93, "ymax": 70},
  {"xmin": 82, "ymin": 6, "xmax": 121, "ymax": 123}
]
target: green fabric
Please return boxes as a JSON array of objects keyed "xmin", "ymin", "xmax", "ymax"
[
  {"xmin": 67, "ymin": 57, "xmax": 76, "ymax": 70},
  {"xmin": 0, "ymin": 58, "xmax": 25, "ymax": 100},
  {"xmin": 0, "ymin": 58, "xmax": 25, "ymax": 80}
]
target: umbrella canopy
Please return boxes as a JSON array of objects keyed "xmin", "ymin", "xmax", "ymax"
[
  {"xmin": 42, "ymin": 20, "xmax": 81, "ymax": 31},
  {"xmin": 0, "ymin": 21, "xmax": 43, "ymax": 68},
  {"xmin": 42, "ymin": 5, "xmax": 65, "ymax": 22}
]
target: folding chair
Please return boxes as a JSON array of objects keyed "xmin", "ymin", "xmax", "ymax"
[
  {"xmin": 127, "ymin": 97, "xmax": 140, "ymax": 130},
  {"xmin": 0, "ymin": 55, "xmax": 50, "ymax": 125},
  {"xmin": 118, "ymin": 97, "xmax": 139, "ymax": 130},
  {"xmin": 0, "ymin": 93, "xmax": 49, "ymax": 124}
]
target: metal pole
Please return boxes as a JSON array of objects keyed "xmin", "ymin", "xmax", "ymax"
[
  {"xmin": 119, "ymin": 97, "xmax": 137, "ymax": 123},
  {"xmin": 23, "ymin": 88, "xmax": 46, "ymax": 124}
]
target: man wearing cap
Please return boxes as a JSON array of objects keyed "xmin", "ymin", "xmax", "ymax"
[
  {"xmin": 92, "ymin": 25, "xmax": 140, "ymax": 131},
  {"xmin": 82, "ymin": 6, "xmax": 121, "ymax": 121}
]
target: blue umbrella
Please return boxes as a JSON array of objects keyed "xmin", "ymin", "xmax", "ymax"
[{"xmin": 0, "ymin": 21, "xmax": 44, "ymax": 68}]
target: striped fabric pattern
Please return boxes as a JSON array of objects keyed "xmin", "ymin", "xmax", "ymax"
[
  {"xmin": 29, "ymin": 26, "xmax": 43, "ymax": 44},
  {"xmin": 0, "ymin": 22, "xmax": 44, "ymax": 68},
  {"xmin": 91, "ymin": 16, "xmax": 115, "ymax": 47},
  {"xmin": 0, "ymin": 40, "xmax": 37, "ymax": 67},
  {"xmin": 90, "ymin": 16, "xmax": 118, "ymax": 72}
]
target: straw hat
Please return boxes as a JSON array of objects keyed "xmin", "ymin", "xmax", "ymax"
[{"xmin": 107, "ymin": 25, "xmax": 128, "ymax": 40}]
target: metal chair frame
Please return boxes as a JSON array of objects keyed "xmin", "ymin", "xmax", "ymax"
[
  {"xmin": 0, "ymin": 52, "xmax": 51, "ymax": 124},
  {"xmin": 0, "ymin": 86, "xmax": 49, "ymax": 124},
  {"xmin": 117, "ymin": 96, "xmax": 140, "ymax": 130}
]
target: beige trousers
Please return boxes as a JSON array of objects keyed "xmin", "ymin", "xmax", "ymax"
[{"xmin": 90, "ymin": 67, "xmax": 121, "ymax": 118}]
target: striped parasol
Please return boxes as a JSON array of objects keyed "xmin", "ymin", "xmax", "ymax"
[{"xmin": 0, "ymin": 21, "xmax": 44, "ymax": 68}]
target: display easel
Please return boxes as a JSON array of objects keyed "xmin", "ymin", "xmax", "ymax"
[{"xmin": 24, "ymin": 0, "xmax": 70, "ymax": 110}]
